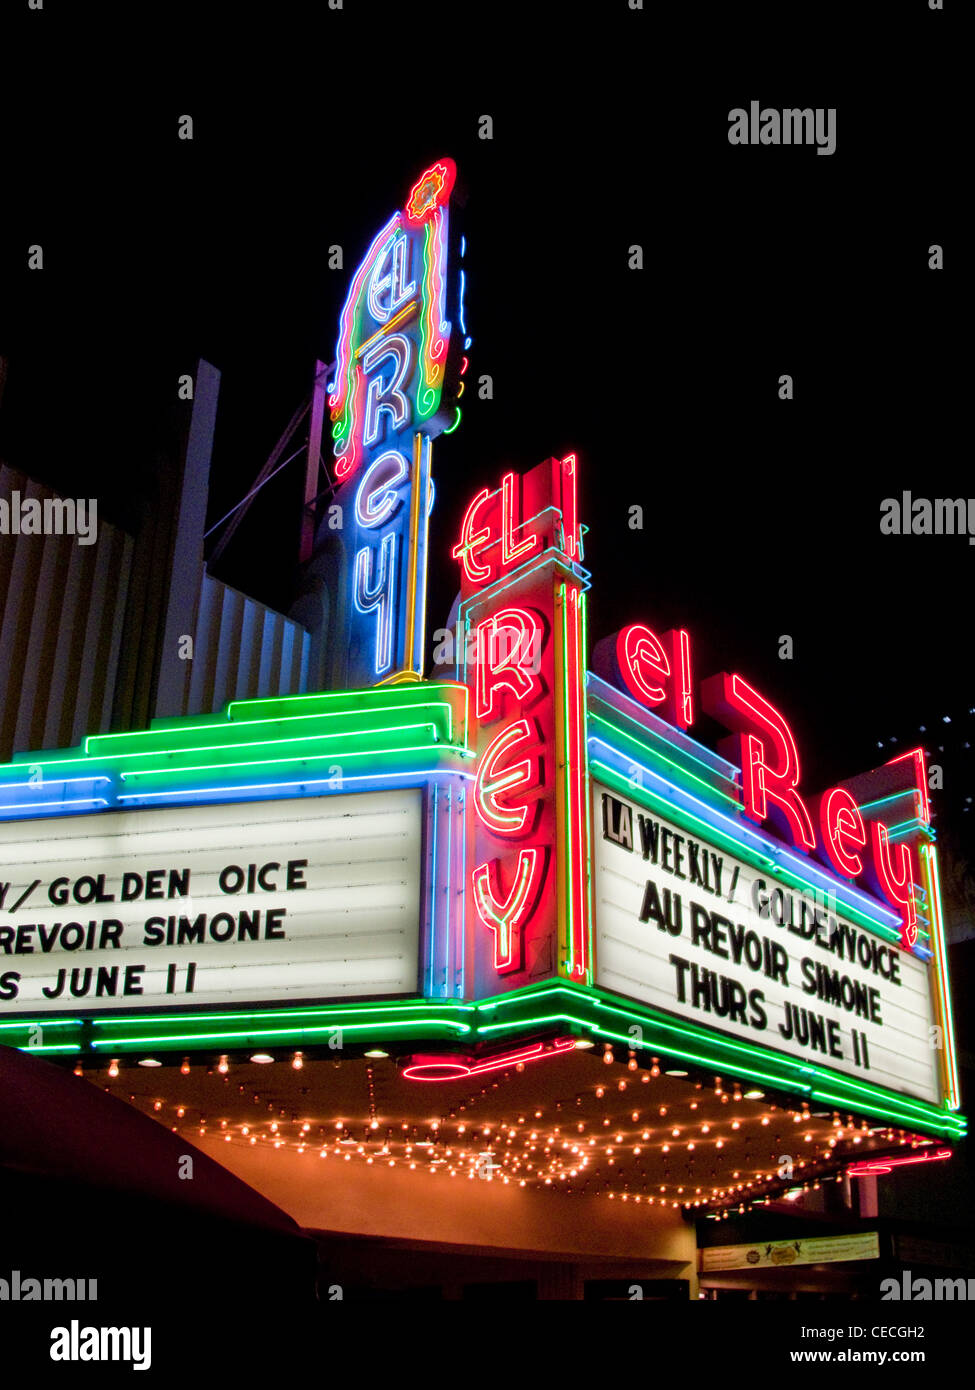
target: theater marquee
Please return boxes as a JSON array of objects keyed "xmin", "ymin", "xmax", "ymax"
[
  {"xmin": 0, "ymin": 789, "xmax": 422, "ymax": 1014},
  {"xmin": 593, "ymin": 784, "xmax": 941, "ymax": 1106},
  {"xmin": 0, "ymin": 156, "xmax": 962, "ymax": 1155}
]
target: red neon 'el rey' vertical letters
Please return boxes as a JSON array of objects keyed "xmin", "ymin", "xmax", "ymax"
[
  {"xmin": 452, "ymin": 488, "xmax": 494, "ymax": 586},
  {"xmin": 868, "ymin": 821, "xmax": 919, "ymax": 949},
  {"xmin": 472, "ymin": 849, "xmax": 545, "ymax": 973},
  {"xmin": 473, "ymin": 718, "xmax": 540, "ymax": 836},
  {"xmin": 815, "ymin": 786, "xmax": 868, "ymax": 879},
  {"xmin": 474, "ymin": 608, "xmax": 544, "ymax": 722},
  {"xmin": 501, "ymin": 471, "xmax": 541, "ymax": 567},
  {"xmin": 558, "ymin": 453, "xmax": 579, "ymax": 560},
  {"xmin": 701, "ymin": 672, "xmax": 816, "ymax": 852}
]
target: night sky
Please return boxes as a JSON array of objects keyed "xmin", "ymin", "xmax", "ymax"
[{"xmin": 2, "ymin": 2, "xmax": 969, "ymax": 836}]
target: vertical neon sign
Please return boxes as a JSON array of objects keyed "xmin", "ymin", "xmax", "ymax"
[
  {"xmin": 326, "ymin": 158, "xmax": 466, "ymax": 689},
  {"xmin": 454, "ymin": 455, "xmax": 592, "ymax": 993}
]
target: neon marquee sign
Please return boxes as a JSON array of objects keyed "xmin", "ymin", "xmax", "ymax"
[
  {"xmin": 328, "ymin": 158, "xmax": 468, "ymax": 688},
  {"xmin": 454, "ymin": 457, "xmax": 592, "ymax": 993},
  {"xmin": 401, "ymin": 1036, "xmax": 576, "ymax": 1081},
  {"xmin": 847, "ymin": 1147, "xmax": 952, "ymax": 1178},
  {"xmin": 594, "ymin": 624, "xmax": 928, "ymax": 950}
]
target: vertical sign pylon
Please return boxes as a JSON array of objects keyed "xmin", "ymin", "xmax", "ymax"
[
  {"xmin": 454, "ymin": 454, "xmax": 593, "ymax": 996},
  {"xmin": 320, "ymin": 159, "xmax": 467, "ymax": 689}
]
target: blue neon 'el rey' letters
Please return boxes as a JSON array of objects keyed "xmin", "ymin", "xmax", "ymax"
[
  {"xmin": 362, "ymin": 333, "xmax": 413, "ymax": 448},
  {"xmin": 355, "ymin": 450, "xmax": 410, "ymax": 530},
  {"xmin": 354, "ymin": 533, "xmax": 397, "ymax": 674},
  {"xmin": 367, "ymin": 234, "xmax": 416, "ymax": 324}
]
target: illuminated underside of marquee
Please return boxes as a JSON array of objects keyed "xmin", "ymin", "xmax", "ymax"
[{"xmin": 56, "ymin": 1034, "xmax": 965, "ymax": 1221}]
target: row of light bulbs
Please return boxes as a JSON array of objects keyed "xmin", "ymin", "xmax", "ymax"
[
  {"xmin": 176, "ymin": 1119, "xmax": 917, "ymax": 1210},
  {"xmin": 153, "ymin": 1088, "xmax": 915, "ymax": 1206},
  {"xmin": 83, "ymin": 1049, "xmax": 316, "ymax": 1079}
]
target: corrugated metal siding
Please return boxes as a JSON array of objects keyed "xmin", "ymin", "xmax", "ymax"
[
  {"xmin": 186, "ymin": 571, "xmax": 310, "ymax": 715},
  {"xmin": 0, "ymin": 464, "xmax": 135, "ymax": 762},
  {"xmin": 1, "ymin": 466, "xmax": 310, "ymax": 758}
]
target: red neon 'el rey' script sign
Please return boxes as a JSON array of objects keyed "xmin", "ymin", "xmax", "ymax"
[
  {"xmin": 594, "ymin": 624, "xmax": 694, "ymax": 729},
  {"xmin": 700, "ymin": 671, "xmax": 817, "ymax": 852},
  {"xmin": 597, "ymin": 620, "xmax": 923, "ymax": 950}
]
